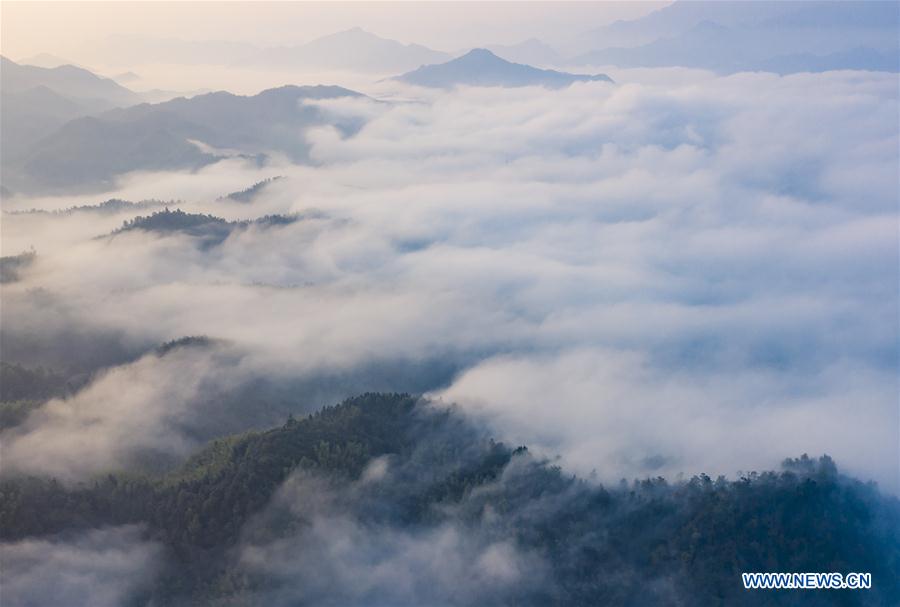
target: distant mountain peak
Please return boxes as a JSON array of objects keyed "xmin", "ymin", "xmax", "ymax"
[
  {"xmin": 16, "ymin": 52, "xmax": 75, "ymax": 69},
  {"xmin": 242, "ymin": 28, "xmax": 450, "ymax": 73},
  {"xmin": 465, "ymin": 47, "xmax": 496, "ymax": 57},
  {"xmin": 447, "ymin": 48, "xmax": 505, "ymax": 67},
  {"xmin": 395, "ymin": 48, "xmax": 612, "ymax": 89},
  {"xmin": 325, "ymin": 26, "xmax": 378, "ymax": 40}
]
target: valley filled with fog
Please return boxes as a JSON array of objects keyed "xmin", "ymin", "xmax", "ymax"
[{"xmin": 1, "ymin": 2, "xmax": 898, "ymax": 606}]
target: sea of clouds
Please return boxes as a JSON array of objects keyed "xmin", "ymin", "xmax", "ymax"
[{"xmin": 2, "ymin": 68, "xmax": 897, "ymax": 490}]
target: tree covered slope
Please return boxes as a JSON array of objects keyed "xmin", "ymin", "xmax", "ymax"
[{"xmin": 1, "ymin": 393, "xmax": 897, "ymax": 606}]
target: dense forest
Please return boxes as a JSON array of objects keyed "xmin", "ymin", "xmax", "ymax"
[
  {"xmin": 0, "ymin": 249, "xmax": 36, "ymax": 283},
  {"xmin": 4, "ymin": 198, "xmax": 173, "ymax": 215},
  {"xmin": 1, "ymin": 393, "xmax": 897, "ymax": 606},
  {"xmin": 218, "ymin": 176, "xmax": 283, "ymax": 203},
  {"xmin": 0, "ymin": 361, "xmax": 78, "ymax": 430},
  {"xmin": 110, "ymin": 208, "xmax": 300, "ymax": 248}
]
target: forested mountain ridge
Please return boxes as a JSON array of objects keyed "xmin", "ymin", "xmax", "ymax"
[
  {"xmin": 4, "ymin": 85, "xmax": 364, "ymax": 194},
  {"xmin": 4, "ymin": 198, "xmax": 172, "ymax": 216},
  {"xmin": 106, "ymin": 208, "xmax": 300, "ymax": 248},
  {"xmin": 0, "ymin": 56, "xmax": 140, "ymax": 105},
  {"xmin": 1, "ymin": 393, "xmax": 897, "ymax": 606},
  {"xmin": 0, "ymin": 56, "xmax": 144, "ymax": 176},
  {"xmin": 217, "ymin": 176, "xmax": 283, "ymax": 203},
  {"xmin": 0, "ymin": 250, "xmax": 37, "ymax": 284},
  {"xmin": 0, "ymin": 362, "xmax": 76, "ymax": 430}
]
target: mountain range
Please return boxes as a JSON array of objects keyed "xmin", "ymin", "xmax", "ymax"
[
  {"xmin": 4, "ymin": 3, "xmax": 895, "ymax": 195},
  {"xmin": 59, "ymin": 2, "xmax": 900, "ymax": 78},
  {"xmin": 571, "ymin": 0, "xmax": 899, "ymax": 73},
  {"xmin": 81, "ymin": 28, "xmax": 452, "ymax": 74},
  {"xmin": 1, "ymin": 56, "xmax": 146, "ymax": 173},
  {"xmin": 1, "ymin": 55, "xmax": 141, "ymax": 106},
  {"xmin": 241, "ymin": 27, "xmax": 452, "ymax": 73},
  {"xmin": 2, "ymin": 48, "xmax": 616, "ymax": 195},
  {"xmin": 3, "ymin": 84, "xmax": 362, "ymax": 193}
]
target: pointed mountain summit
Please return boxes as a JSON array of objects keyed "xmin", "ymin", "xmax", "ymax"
[{"xmin": 395, "ymin": 48, "xmax": 612, "ymax": 88}]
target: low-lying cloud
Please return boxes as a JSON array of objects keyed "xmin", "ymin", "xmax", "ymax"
[
  {"xmin": 435, "ymin": 348, "xmax": 898, "ymax": 486},
  {"xmin": 0, "ymin": 525, "xmax": 161, "ymax": 607},
  {"xmin": 1, "ymin": 68, "xmax": 897, "ymax": 487},
  {"xmin": 237, "ymin": 468, "xmax": 546, "ymax": 606}
]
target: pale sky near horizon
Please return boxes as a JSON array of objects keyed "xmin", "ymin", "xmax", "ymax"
[{"xmin": 1, "ymin": 1, "xmax": 667, "ymax": 62}]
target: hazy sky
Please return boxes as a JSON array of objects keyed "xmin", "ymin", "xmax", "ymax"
[{"xmin": 1, "ymin": 1, "xmax": 666, "ymax": 61}]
